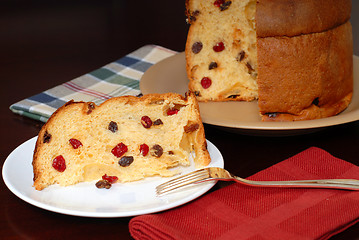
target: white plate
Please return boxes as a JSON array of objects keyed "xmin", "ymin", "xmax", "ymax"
[
  {"xmin": 140, "ymin": 53, "xmax": 359, "ymax": 136},
  {"xmin": 2, "ymin": 137, "xmax": 224, "ymax": 218}
]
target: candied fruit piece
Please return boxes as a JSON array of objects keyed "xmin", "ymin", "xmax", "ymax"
[
  {"xmin": 141, "ymin": 116, "xmax": 152, "ymax": 128},
  {"xmin": 213, "ymin": 42, "xmax": 225, "ymax": 52},
  {"xmin": 140, "ymin": 144, "xmax": 149, "ymax": 156},
  {"xmin": 111, "ymin": 143, "xmax": 128, "ymax": 158},
  {"xmin": 167, "ymin": 109, "xmax": 179, "ymax": 116},
  {"xmin": 69, "ymin": 138, "xmax": 82, "ymax": 149},
  {"xmin": 102, "ymin": 174, "xmax": 118, "ymax": 184},
  {"xmin": 201, "ymin": 77, "xmax": 212, "ymax": 89},
  {"xmin": 52, "ymin": 155, "xmax": 66, "ymax": 172}
]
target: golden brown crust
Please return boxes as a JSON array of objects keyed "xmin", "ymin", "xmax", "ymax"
[
  {"xmin": 256, "ymin": 0, "xmax": 352, "ymax": 37},
  {"xmin": 257, "ymin": 21, "xmax": 353, "ymax": 121}
]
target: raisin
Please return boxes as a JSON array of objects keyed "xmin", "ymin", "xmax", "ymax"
[
  {"xmin": 236, "ymin": 51, "xmax": 245, "ymax": 62},
  {"xmin": 168, "ymin": 151, "xmax": 174, "ymax": 155},
  {"xmin": 140, "ymin": 144, "xmax": 149, "ymax": 156},
  {"xmin": 312, "ymin": 97, "xmax": 319, "ymax": 106},
  {"xmin": 220, "ymin": 1, "xmax": 232, "ymax": 11},
  {"xmin": 87, "ymin": 102, "xmax": 95, "ymax": 114},
  {"xmin": 52, "ymin": 155, "xmax": 66, "ymax": 172},
  {"xmin": 209, "ymin": 62, "xmax": 218, "ymax": 70},
  {"xmin": 167, "ymin": 109, "xmax": 179, "ymax": 116},
  {"xmin": 43, "ymin": 131, "xmax": 51, "ymax": 143},
  {"xmin": 192, "ymin": 42, "xmax": 203, "ymax": 54},
  {"xmin": 69, "ymin": 138, "xmax": 83, "ymax": 149},
  {"xmin": 102, "ymin": 174, "xmax": 118, "ymax": 184},
  {"xmin": 213, "ymin": 42, "xmax": 225, "ymax": 52},
  {"xmin": 108, "ymin": 121, "xmax": 118, "ymax": 133},
  {"xmin": 246, "ymin": 62, "xmax": 254, "ymax": 74},
  {"xmin": 201, "ymin": 77, "xmax": 212, "ymax": 89},
  {"xmin": 111, "ymin": 143, "xmax": 128, "ymax": 158},
  {"xmin": 118, "ymin": 156, "xmax": 134, "ymax": 167},
  {"xmin": 96, "ymin": 179, "xmax": 111, "ymax": 189},
  {"xmin": 153, "ymin": 119, "xmax": 163, "ymax": 125},
  {"xmin": 151, "ymin": 144, "xmax": 163, "ymax": 158},
  {"xmin": 141, "ymin": 116, "xmax": 152, "ymax": 128},
  {"xmin": 188, "ymin": 10, "xmax": 200, "ymax": 23},
  {"xmin": 184, "ymin": 123, "xmax": 199, "ymax": 133}
]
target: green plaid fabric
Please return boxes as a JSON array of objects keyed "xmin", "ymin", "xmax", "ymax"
[{"xmin": 10, "ymin": 45, "xmax": 177, "ymax": 122}]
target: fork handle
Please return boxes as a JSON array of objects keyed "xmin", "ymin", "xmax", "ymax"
[{"xmin": 234, "ymin": 177, "xmax": 359, "ymax": 190}]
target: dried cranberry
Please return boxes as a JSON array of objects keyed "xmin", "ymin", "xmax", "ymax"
[
  {"xmin": 102, "ymin": 174, "xmax": 118, "ymax": 184},
  {"xmin": 201, "ymin": 77, "xmax": 212, "ymax": 89},
  {"xmin": 192, "ymin": 42, "xmax": 203, "ymax": 54},
  {"xmin": 213, "ymin": 42, "xmax": 225, "ymax": 52},
  {"xmin": 69, "ymin": 138, "xmax": 82, "ymax": 149},
  {"xmin": 111, "ymin": 143, "xmax": 128, "ymax": 158},
  {"xmin": 214, "ymin": 0, "xmax": 225, "ymax": 7},
  {"xmin": 167, "ymin": 109, "xmax": 179, "ymax": 115},
  {"xmin": 141, "ymin": 116, "xmax": 152, "ymax": 128},
  {"xmin": 140, "ymin": 144, "xmax": 149, "ymax": 156},
  {"xmin": 52, "ymin": 155, "xmax": 66, "ymax": 172},
  {"xmin": 118, "ymin": 156, "xmax": 134, "ymax": 167}
]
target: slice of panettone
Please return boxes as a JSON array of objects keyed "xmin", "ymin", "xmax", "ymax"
[{"xmin": 33, "ymin": 91, "xmax": 210, "ymax": 190}]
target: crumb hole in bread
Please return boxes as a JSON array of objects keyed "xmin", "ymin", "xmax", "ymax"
[
  {"xmin": 226, "ymin": 95, "xmax": 240, "ymax": 99},
  {"xmin": 150, "ymin": 99, "xmax": 164, "ymax": 105},
  {"xmin": 244, "ymin": 0, "xmax": 256, "ymax": 28}
]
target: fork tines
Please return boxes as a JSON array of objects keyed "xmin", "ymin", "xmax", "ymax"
[{"xmin": 156, "ymin": 168, "xmax": 210, "ymax": 196}]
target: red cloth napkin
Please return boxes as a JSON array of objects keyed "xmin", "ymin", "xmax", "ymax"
[{"xmin": 129, "ymin": 147, "xmax": 359, "ymax": 240}]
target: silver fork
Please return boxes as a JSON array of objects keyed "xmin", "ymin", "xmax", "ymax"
[{"xmin": 156, "ymin": 167, "xmax": 359, "ymax": 196}]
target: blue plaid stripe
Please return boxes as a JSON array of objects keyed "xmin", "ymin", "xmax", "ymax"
[{"xmin": 9, "ymin": 45, "xmax": 177, "ymax": 122}]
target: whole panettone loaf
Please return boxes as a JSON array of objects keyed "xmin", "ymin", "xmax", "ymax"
[
  {"xmin": 33, "ymin": 92, "xmax": 210, "ymax": 190},
  {"xmin": 185, "ymin": 0, "xmax": 353, "ymax": 121}
]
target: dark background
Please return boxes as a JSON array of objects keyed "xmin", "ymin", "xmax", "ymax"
[{"xmin": 1, "ymin": 1, "xmax": 359, "ymax": 239}]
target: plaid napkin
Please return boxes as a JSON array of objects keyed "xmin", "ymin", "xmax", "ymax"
[
  {"xmin": 129, "ymin": 147, "xmax": 359, "ymax": 240},
  {"xmin": 10, "ymin": 45, "xmax": 177, "ymax": 122}
]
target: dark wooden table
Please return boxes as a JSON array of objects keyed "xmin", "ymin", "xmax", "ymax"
[{"xmin": 1, "ymin": 1, "xmax": 359, "ymax": 239}]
